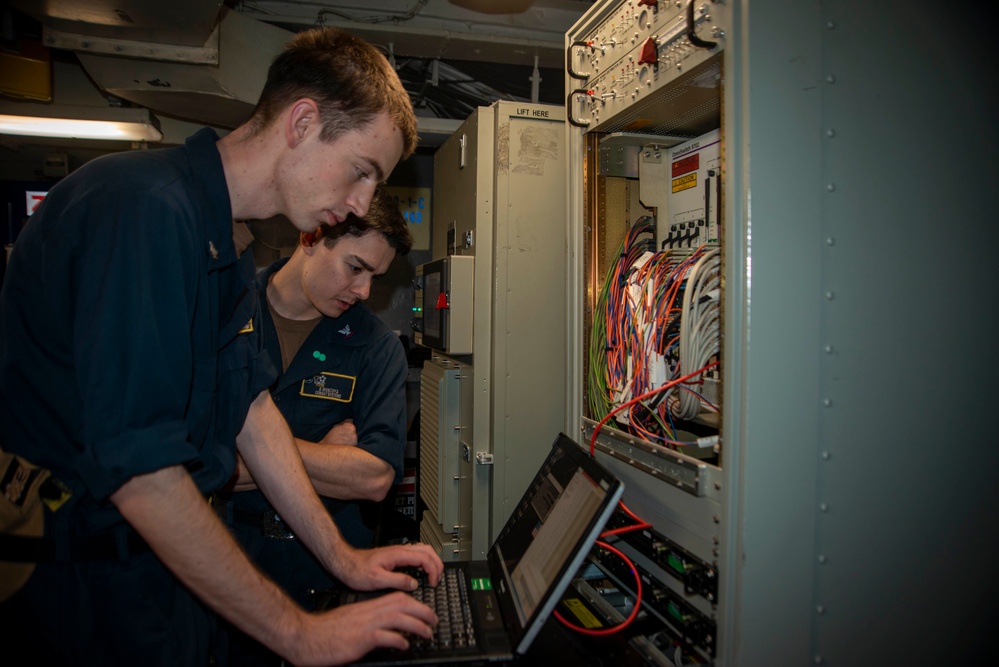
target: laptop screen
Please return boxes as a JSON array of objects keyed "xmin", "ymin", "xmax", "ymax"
[{"xmin": 487, "ymin": 433, "xmax": 623, "ymax": 653}]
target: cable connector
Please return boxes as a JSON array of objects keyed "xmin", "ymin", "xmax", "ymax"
[{"xmin": 696, "ymin": 435, "xmax": 719, "ymax": 449}]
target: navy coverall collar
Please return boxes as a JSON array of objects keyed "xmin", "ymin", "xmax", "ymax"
[
  {"xmin": 185, "ymin": 127, "xmax": 237, "ymax": 271},
  {"xmin": 256, "ymin": 258, "xmax": 377, "ymax": 395}
]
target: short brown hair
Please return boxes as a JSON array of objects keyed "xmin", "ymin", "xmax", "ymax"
[
  {"xmin": 319, "ymin": 189, "xmax": 412, "ymax": 256},
  {"xmin": 248, "ymin": 27, "xmax": 417, "ymax": 157}
]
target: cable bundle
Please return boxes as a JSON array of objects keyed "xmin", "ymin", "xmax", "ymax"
[
  {"xmin": 588, "ymin": 218, "xmax": 720, "ymax": 446},
  {"xmin": 674, "ymin": 248, "xmax": 720, "ymax": 420}
]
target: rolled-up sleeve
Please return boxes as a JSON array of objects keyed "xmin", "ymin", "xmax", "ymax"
[{"xmin": 70, "ymin": 189, "xmax": 205, "ymax": 500}]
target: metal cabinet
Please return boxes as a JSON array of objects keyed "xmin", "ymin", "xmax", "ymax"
[
  {"xmin": 565, "ymin": 0, "xmax": 998, "ymax": 664},
  {"xmin": 418, "ymin": 101, "xmax": 569, "ymax": 560}
]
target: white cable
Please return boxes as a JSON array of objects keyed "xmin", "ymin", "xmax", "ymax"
[{"xmin": 674, "ymin": 248, "xmax": 720, "ymax": 419}]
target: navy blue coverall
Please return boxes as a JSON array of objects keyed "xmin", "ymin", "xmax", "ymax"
[
  {"xmin": 0, "ymin": 128, "xmax": 275, "ymax": 665},
  {"xmin": 223, "ymin": 257, "xmax": 408, "ymax": 607}
]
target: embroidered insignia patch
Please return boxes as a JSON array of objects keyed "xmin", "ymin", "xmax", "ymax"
[
  {"xmin": 239, "ymin": 318, "xmax": 254, "ymax": 334},
  {"xmin": 300, "ymin": 372, "xmax": 356, "ymax": 402},
  {"xmin": 338, "ymin": 324, "xmax": 353, "ymax": 338}
]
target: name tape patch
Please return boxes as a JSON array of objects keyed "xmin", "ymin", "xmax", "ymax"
[{"xmin": 300, "ymin": 372, "xmax": 356, "ymax": 403}]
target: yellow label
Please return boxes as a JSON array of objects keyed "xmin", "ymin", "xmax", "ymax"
[
  {"xmin": 563, "ymin": 598, "xmax": 603, "ymax": 629},
  {"xmin": 672, "ymin": 173, "xmax": 697, "ymax": 193}
]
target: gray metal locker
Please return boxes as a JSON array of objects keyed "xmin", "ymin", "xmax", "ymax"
[{"xmin": 418, "ymin": 100, "xmax": 569, "ymax": 560}]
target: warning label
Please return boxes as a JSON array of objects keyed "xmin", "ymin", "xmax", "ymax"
[
  {"xmin": 563, "ymin": 598, "xmax": 603, "ymax": 629},
  {"xmin": 672, "ymin": 153, "xmax": 700, "ymax": 177},
  {"xmin": 672, "ymin": 173, "xmax": 698, "ymax": 193}
]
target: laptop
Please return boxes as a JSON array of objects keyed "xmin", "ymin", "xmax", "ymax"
[{"xmin": 315, "ymin": 432, "xmax": 624, "ymax": 665}]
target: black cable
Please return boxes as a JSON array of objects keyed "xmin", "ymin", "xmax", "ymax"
[{"xmin": 686, "ymin": 0, "xmax": 717, "ymax": 49}]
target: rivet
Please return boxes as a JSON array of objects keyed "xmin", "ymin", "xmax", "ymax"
[
  {"xmin": 826, "ymin": 183, "xmax": 836, "ymax": 192},
  {"xmin": 815, "ymin": 656, "xmax": 825, "ymax": 665},
  {"xmin": 821, "ymin": 451, "xmax": 831, "ymax": 460},
  {"xmin": 826, "ymin": 74, "xmax": 836, "ymax": 84},
  {"xmin": 824, "ymin": 345, "xmax": 834, "ymax": 354},
  {"xmin": 825, "ymin": 291, "xmax": 835, "ymax": 300},
  {"xmin": 823, "ymin": 398, "xmax": 832, "ymax": 407},
  {"xmin": 825, "ymin": 237, "xmax": 836, "ymax": 246},
  {"xmin": 826, "ymin": 20, "xmax": 836, "ymax": 29},
  {"xmin": 816, "ymin": 605, "xmax": 826, "ymax": 614},
  {"xmin": 818, "ymin": 554, "xmax": 827, "ymax": 564},
  {"xmin": 826, "ymin": 128, "xmax": 836, "ymax": 138},
  {"xmin": 820, "ymin": 502, "xmax": 829, "ymax": 512}
]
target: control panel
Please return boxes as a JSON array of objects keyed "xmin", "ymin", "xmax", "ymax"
[
  {"xmin": 412, "ymin": 256, "xmax": 474, "ymax": 356},
  {"xmin": 567, "ymin": 0, "xmax": 727, "ymax": 134}
]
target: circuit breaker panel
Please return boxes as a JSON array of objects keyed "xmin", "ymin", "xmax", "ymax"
[{"xmin": 416, "ymin": 101, "xmax": 568, "ymax": 561}]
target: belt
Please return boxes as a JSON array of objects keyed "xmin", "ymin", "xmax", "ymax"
[
  {"xmin": 231, "ymin": 507, "xmax": 297, "ymax": 541},
  {"xmin": 0, "ymin": 530, "xmax": 150, "ymax": 563}
]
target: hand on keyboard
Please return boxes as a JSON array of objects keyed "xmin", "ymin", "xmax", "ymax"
[
  {"xmin": 288, "ymin": 591, "xmax": 438, "ymax": 666},
  {"xmin": 407, "ymin": 569, "xmax": 477, "ymax": 652},
  {"xmin": 337, "ymin": 542, "xmax": 445, "ymax": 592}
]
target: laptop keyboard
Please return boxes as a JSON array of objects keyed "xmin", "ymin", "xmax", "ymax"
[{"xmin": 410, "ymin": 568, "xmax": 477, "ymax": 652}]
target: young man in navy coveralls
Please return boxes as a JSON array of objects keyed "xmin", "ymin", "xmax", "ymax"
[
  {"xmin": 221, "ymin": 189, "xmax": 414, "ymax": 665},
  {"xmin": 0, "ymin": 28, "xmax": 441, "ymax": 666}
]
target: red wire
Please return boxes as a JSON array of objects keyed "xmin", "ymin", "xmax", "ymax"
[
  {"xmin": 600, "ymin": 501, "xmax": 652, "ymax": 537},
  {"xmin": 590, "ymin": 360, "xmax": 720, "ymax": 456},
  {"xmin": 553, "ymin": 539, "xmax": 644, "ymax": 636}
]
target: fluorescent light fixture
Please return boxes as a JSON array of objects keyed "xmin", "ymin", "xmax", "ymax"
[{"xmin": 0, "ymin": 104, "xmax": 162, "ymax": 142}]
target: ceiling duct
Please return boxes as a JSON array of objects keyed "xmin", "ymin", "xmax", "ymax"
[
  {"xmin": 5, "ymin": 1, "xmax": 587, "ymax": 134},
  {"xmin": 8, "ymin": 1, "xmax": 291, "ymax": 128},
  {"xmin": 71, "ymin": 9, "xmax": 293, "ymax": 129},
  {"xmin": 8, "ymin": 0, "xmax": 226, "ymax": 46}
]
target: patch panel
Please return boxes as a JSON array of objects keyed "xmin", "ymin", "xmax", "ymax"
[
  {"xmin": 606, "ymin": 510, "xmax": 718, "ymax": 602},
  {"xmin": 563, "ymin": 578, "xmax": 698, "ymax": 666},
  {"xmin": 591, "ymin": 545, "xmax": 716, "ymax": 658}
]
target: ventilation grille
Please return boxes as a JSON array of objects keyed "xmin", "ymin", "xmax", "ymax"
[{"xmin": 419, "ymin": 364, "xmax": 443, "ymax": 524}]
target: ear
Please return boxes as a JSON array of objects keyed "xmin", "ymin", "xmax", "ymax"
[
  {"xmin": 300, "ymin": 230, "xmax": 319, "ymax": 252},
  {"xmin": 284, "ymin": 98, "xmax": 321, "ymax": 148}
]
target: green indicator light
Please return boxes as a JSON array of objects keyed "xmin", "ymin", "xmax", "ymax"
[
  {"xmin": 471, "ymin": 578, "xmax": 492, "ymax": 590},
  {"xmin": 667, "ymin": 601, "xmax": 683, "ymax": 622},
  {"xmin": 667, "ymin": 553, "xmax": 685, "ymax": 573}
]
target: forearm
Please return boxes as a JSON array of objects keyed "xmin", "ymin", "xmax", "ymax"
[
  {"xmin": 297, "ymin": 438, "xmax": 395, "ymax": 501},
  {"xmin": 236, "ymin": 391, "xmax": 352, "ymax": 577},
  {"xmin": 110, "ymin": 465, "xmax": 305, "ymax": 658}
]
